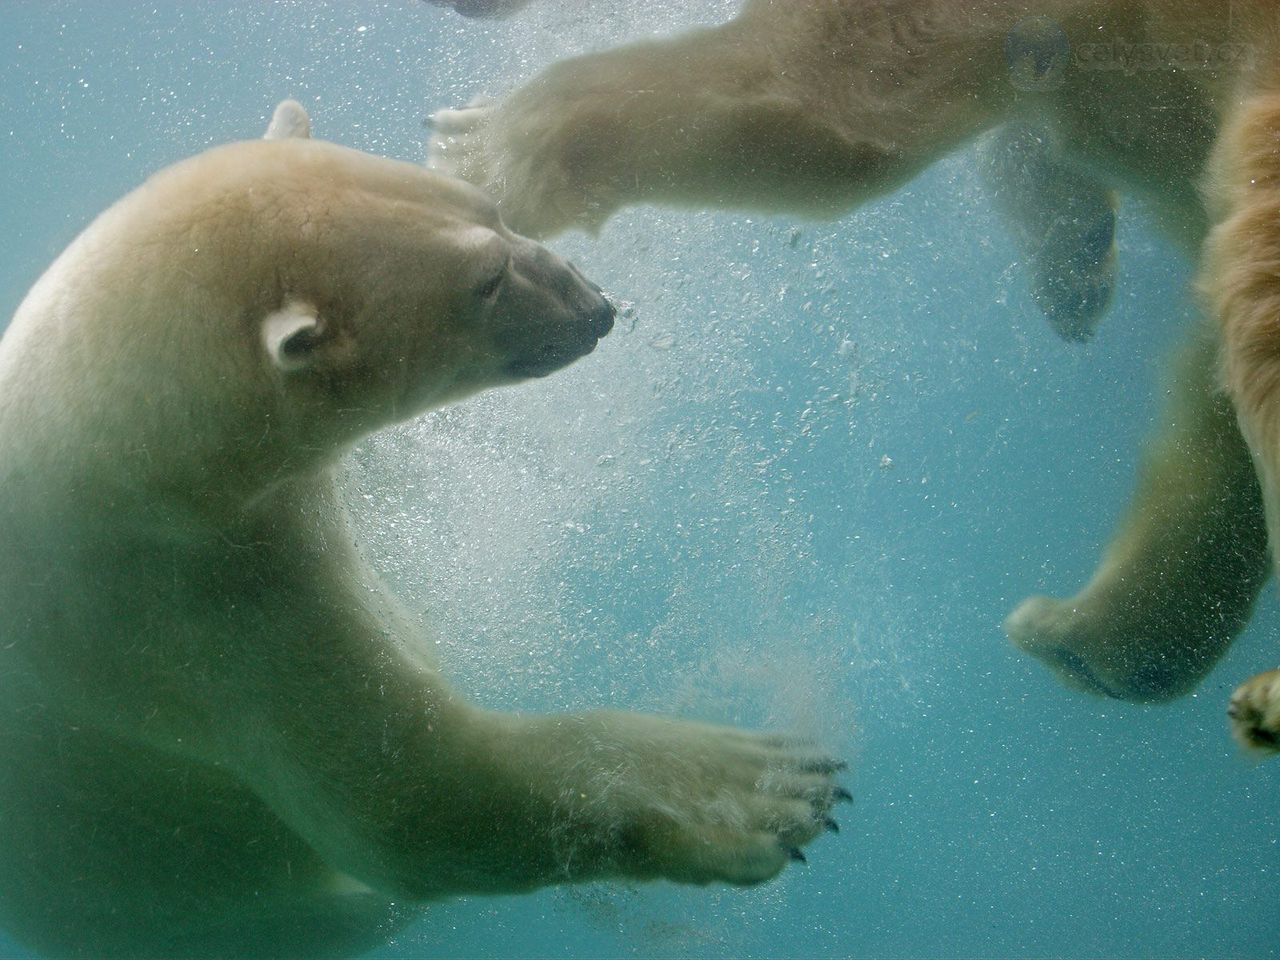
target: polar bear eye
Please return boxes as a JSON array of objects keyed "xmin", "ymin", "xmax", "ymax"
[{"xmin": 474, "ymin": 255, "xmax": 510, "ymax": 302}]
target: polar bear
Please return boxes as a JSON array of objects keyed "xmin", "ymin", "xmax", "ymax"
[
  {"xmin": 0, "ymin": 101, "xmax": 846, "ymax": 960},
  {"xmin": 426, "ymin": 0, "xmax": 1280, "ymax": 746}
]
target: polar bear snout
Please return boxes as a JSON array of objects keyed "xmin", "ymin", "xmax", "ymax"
[
  {"xmin": 583, "ymin": 292, "xmax": 617, "ymax": 339},
  {"xmin": 501, "ymin": 291, "xmax": 615, "ymax": 379},
  {"xmin": 496, "ymin": 239, "xmax": 615, "ymax": 379},
  {"xmin": 564, "ymin": 259, "xmax": 617, "ymax": 340}
]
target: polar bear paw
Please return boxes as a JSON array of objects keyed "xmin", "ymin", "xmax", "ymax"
[
  {"xmin": 427, "ymin": 85, "xmax": 613, "ymax": 238},
  {"xmin": 428, "ymin": 98, "xmax": 570, "ymax": 237},
  {"xmin": 519, "ymin": 711, "xmax": 848, "ymax": 887},
  {"xmin": 1228, "ymin": 669, "xmax": 1280, "ymax": 753},
  {"xmin": 1004, "ymin": 593, "xmax": 1202, "ymax": 703},
  {"xmin": 427, "ymin": 99, "xmax": 495, "ymax": 188}
]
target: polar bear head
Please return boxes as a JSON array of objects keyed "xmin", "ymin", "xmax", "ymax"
[
  {"xmin": 246, "ymin": 139, "xmax": 616, "ymax": 437},
  {"xmin": 0, "ymin": 101, "xmax": 613, "ymax": 507},
  {"xmin": 246, "ymin": 102, "xmax": 616, "ymax": 447}
]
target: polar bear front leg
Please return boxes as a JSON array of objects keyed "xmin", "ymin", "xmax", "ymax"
[
  {"xmin": 239, "ymin": 598, "xmax": 845, "ymax": 899},
  {"xmin": 260, "ymin": 700, "xmax": 846, "ymax": 897},
  {"xmin": 429, "ymin": 1, "xmax": 1013, "ymax": 237},
  {"xmin": 1006, "ymin": 328, "xmax": 1269, "ymax": 701}
]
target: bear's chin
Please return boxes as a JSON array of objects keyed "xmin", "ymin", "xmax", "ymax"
[
  {"xmin": 506, "ymin": 340, "xmax": 600, "ymax": 380},
  {"xmin": 503, "ymin": 294, "xmax": 615, "ymax": 379}
]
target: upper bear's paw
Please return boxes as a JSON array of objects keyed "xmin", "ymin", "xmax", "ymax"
[
  {"xmin": 427, "ymin": 99, "xmax": 494, "ymax": 186},
  {"xmin": 427, "ymin": 99, "xmax": 579, "ymax": 236},
  {"xmin": 428, "ymin": 98, "xmax": 572, "ymax": 238},
  {"xmin": 427, "ymin": 74, "xmax": 620, "ymax": 238},
  {"xmin": 1005, "ymin": 594, "xmax": 1199, "ymax": 703},
  {"xmin": 517, "ymin": 712, "xmax": 848, "ymax": 887},
  {"xmin": 422, "ymin": 0, "xmax": 535, "ymax": 18},
  {"xmin": 1228, "ymin": 668, "xmax": 1280, "ymax": 754}
]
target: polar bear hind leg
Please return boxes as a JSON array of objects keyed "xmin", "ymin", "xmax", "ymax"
[
  {"xmin": 1005, "ymin": 329, "xmax": 1268, "ymax": 701},
  {"xmin": 976, "ymin": 120, "xmax": 1117, "ymax": 342}
]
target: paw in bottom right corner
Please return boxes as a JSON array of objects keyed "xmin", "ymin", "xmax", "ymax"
[{"xmin": 1228, "ymin": 668, "xmax": 1280, "ymax": 754}]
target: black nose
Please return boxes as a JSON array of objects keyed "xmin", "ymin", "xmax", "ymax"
[{"xmin": 590, "ymin": 296, "xmax": 616, "ymax": 339}]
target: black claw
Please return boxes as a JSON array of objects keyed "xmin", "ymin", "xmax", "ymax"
[
  {"xmin": 833, "ymin": 786, "xmax": 853, "ymax": 804},
  {"xmin": 800, "ymin": 758, "xmax": 849, "ymax": 775},
  {"xmin": 788, "ymin": 847, "xmax": 807, "ymax": 863},
  {"xmin": 824, "ymin": 817, "xmax": 839, "ymax": 834}
]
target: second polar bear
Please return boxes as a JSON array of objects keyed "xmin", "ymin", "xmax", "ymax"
[{"xmin": 427, "ymin": 0, "xmax": 1280, "ymax": 743}]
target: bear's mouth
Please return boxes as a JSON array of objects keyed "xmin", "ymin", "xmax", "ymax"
[
  {"xmin": 506, "ymin": 335, "xmax": 600, "ymax": 379},
  {"xmin": 506, "ymin": 297, "xmax": 616, "ymax": 379}
]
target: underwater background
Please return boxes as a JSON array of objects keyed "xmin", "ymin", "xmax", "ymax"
[{"xmin": 0, "ymin": 1, "xmax": 1276, "ymax": 957}]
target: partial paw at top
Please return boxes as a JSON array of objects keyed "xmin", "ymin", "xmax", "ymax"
[
  {"xmin": 427, "ymin": 99, "xmax": 577, "ymax": 238},
  {"xmin": 264, "ymin": 99, "xmax": 312, "ymax": 141},
  {"xmin": 421, "ymin": 0, "xmax": 534, "ymax": 18},
  {"xmin": 426, "ymin": 100, "xmax": 494, "ymax": 187},
  {"xmin": 427, "ymin": 86, "xmax": 607, "ymax": 239},
  {"xmin": 1228, "ymin": 669, "xmax": 1280, "ymax": 753}
]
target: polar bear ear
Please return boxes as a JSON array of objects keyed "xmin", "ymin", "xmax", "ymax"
[
  {"xmin": 262, "ymin": 302, "xmax": 322, "ymax": 373},
  {"xmin": 264, "ymin": 99, "xmax": 312, "ymax": 140}
]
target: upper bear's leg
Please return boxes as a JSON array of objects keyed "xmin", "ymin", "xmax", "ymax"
[
  {"xmin": 976, "ymin": 120, "xmax": 1117, "ymax": 342},
  {"xmin": 428, "ymin": 0, "xmax": 1041, "ymax": 237},
  {"xmin": 1005, "ymin": 327, "xmax": 1270, "ymax": 701}
]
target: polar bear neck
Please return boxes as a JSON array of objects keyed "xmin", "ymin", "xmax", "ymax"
[
  {"xmin": 0, "ymin": 170, "xmax": 350, "ymax": 526},
  {"xmin": 0, "ymin": 288, "xmax": 311, "ymax": 525}
]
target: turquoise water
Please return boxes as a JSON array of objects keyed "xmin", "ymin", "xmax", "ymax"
[{"xmin": 1, "ymin": 2, "xmax": 1277, "ymax": 957}]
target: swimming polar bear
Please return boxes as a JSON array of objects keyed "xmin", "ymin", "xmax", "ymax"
[
  {"xmin": 426, "ymin": 0, "xmax": 1280, "ymax": 749},
  {"xmin": 0, "ymin": 101, "xmax": 846, "ymax": 960}
]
